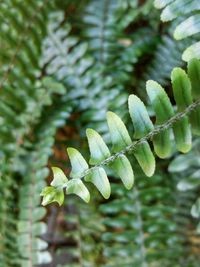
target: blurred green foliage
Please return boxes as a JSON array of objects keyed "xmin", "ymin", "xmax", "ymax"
[{"xmin": 1, "ymin": 0, "xmax": 200, "ymax": 266}]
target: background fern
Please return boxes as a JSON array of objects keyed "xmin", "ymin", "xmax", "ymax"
[{"xmin": 1, "ymin": 0, "xmax": 200, "ymax": 266}]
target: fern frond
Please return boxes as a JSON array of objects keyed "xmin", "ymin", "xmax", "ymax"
[
  {"xmin": 54, "ymin": 198, "xmax": 104, "ymax": 267},
  {"xmin": 140, "ymin": 34, "xmax": 192, "ymax": 89},
  {"xmin": 0, "ymin": 171, "xmax": 20, "ymax": 267},
  {"xmin": 42, "ymin": 59, "xmax": 200, "ymax": 204},
  {"xmin": 169, "ymin": 139, "xmax": 200, "ymax": 232},
  {"xmin": 0, "ymin": 0, "xmax": 54, "ymax": 88},
  {"xmin": 99, "ymin": 173, "xmax": 200, "ymax": 266},
  {"xmin": 41, "ymin": 8, "xmax": 155, "ymax": 141},
  {"xmin": 0, "ymin": 2, "xmax": 65, "ymax": 266},
  {"xmin": 155, "ymin": 0, "xmax": 200, "ymax": 61},
  {"xmin": 15, "ymin": 83, "xmax": 72, "ymax": 266},
  {"xmin": 0, "ymin": 3, "xmax": 79, "ymax": 265},
  {"xmin": 0, "ymin": 0, "xmax": 59, "ymax": 160}
]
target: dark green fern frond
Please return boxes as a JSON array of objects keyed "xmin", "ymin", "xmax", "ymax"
[
  {"xmin": 140, "ymin": 34, "xmax": 191, "ymax": 89},
  {"xmin": 42, "ymin": 59, "xmax": 200, "ymax": 204},
  {"xmin": 169, "ymin": 139, "xmax": 200, "ymax": 233},
  {"xmin": 15, "ymin": 82, "xmax": 72, "ymax": 266},
  {"xmin": 99, "ymin": 173, "xmax": 200, "ymax": 266},
  {"xmin": 54, "ymin": 198, "xmax": 104, "ymax": 267},
  {"xmin": 0, "ymin": 2, "xmax": 64, "ymax": 266},
  {"xmin": 0, "ymin": 3, "xmax": 78, "ymax": 266},
  {"xmin": 0, "ymin": 171, "xmax": 20, "ymax": 267},
  {"xmin": 0, "ymin": 0, "xmax": 57, "ymax": 160},
  {"xmin": 74, "ymin": 0, "xmax": 156, "ymax": 137},
  {"xmin": 41, "ymin": 9, "xmax": 155, "ymax": 141}
]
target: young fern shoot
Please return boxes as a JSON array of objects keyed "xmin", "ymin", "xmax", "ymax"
[{"xmin": 41, "ymin": 59, "xmax": 200, "ymax": 205}]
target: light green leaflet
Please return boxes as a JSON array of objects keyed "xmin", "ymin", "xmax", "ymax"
[
  {"xmin": 67, "ymin": 147, "xmax": 88, "ymax": 178},
  {"xmin": 66, "ymin": 179, "xmax": 90, "ymax": 203},
  {"xmin": 188, "ymin": 59, "xmax": 200, "ymax": 135},
  {"xmin": 159, "ymin": 0, "xmax": 200, "ymax": 22},
  {"xmin": 85, "ymin": 167, "xmax": 111, "ymax": 199},
  {"xmin": 174, "ymin": 15, "xmax": 200, "ymax": 41},
  {"xmin": 182, "ymin": 41, "xmax": 200, "ymax": 62},
  {"xmin": 51, "ymin": 167, "xmax": 68, "ymax": 187},
  {"xmin": 154, "ymin": 0, "xmax": 173, "ymax": 9},
  {"xmin": 111, "ymin": 155, "xmax": 134, "ymax": 190},
  {"xmin": 128, "ymin": 94, "xmax": 154, "ymax": 139},
  {"xmin": 107, "ymin": 111, "xmax": 135, "ymax": 187},
  {"xmin": 171, "ymin": 68, "xmax": 192, "ymax": 153},
  {"xmin": 41, "ymin": 186, "xmax": 64, "ymax": 206},
  {"xmin": 86, "ymin": 128, "xmax": 110, "ymax": 165},
  {"xmin": 146, "ymin": 80, "xmax": 174, "ymax": 158},
  {"xmin": 107, "ymin": 111, "xmax": 132, "ymax": 152},
  {"xmin": 188, "ymin": 58, "xmax": 200, "ymax": 99},
  {"xmin": 128, "ymin": 94, "xmax": 155, "ymax": 176}
]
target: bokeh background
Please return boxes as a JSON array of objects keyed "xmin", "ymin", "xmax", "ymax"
[{"xmin": 1, "ymin": 0, "xmax": 200, "ymax": 266}]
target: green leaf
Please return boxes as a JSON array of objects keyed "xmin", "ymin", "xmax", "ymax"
[
  {"xmin": 171, "ymin": 68, "xmax": 192, "ymax": 110},
  {"xmin": 160, "ymin": 0, "xmax": 200, "ymax": 22},
  {"xmin": 66, "ymin": 179, "xmax": 90, "ymax": 203},
  {"xmin": 154, "ymin": 0, "xmax": 173, "ymax": 9},
  {"xmin": 40, "ymin": 187, "xmax": 55, "ymax": 205},
  {"xmin": 51, "ymin": 167, "xmax": 68, "ymax": 188},
  {"xmin": 168, "ymin": 150, "xmax": 200, "ymax": 172},
  {"xmin": 128, "ymin": 94, "xmax": 154, "ymax": 139},
  {"xmin": 20, "ymin": 251, "xmax": 51, "ymax": 266},
  {"xmin": 67, "ymin": 147, "xmax": 88, "ymax": 178},
  {"xmin": 188, "ymin": 58, "xmax": 200, "ymax": 99},
  {"xmin": 187, "ymin": 59, "xmax": 200, "ymax": 135},
  {"xmin": 171, "ymin": 68, "xmax": 192, "ymax": 153},
  {"xmin": 112, "ymin": 155, "xmax": 134, "ymax": 189},
  {"xmin": 134, "ymin": 142, "xmax": 155, "ymax": 177},
  {"xmin": 107, "ymin": 111, "xmax": 132, "ymax": 152},
  {"xmin": 153, "ymin": 129, "xmax": 172, "ymax": 159},
  {"xmin": 53, "ymin": 190, "xmax": 64, "ymax": 206},
  {"xmin": 146, "ymin": 80, "xmax": 174, "ymax": 122},
  {"xmin": 85, "ymin": 167, "xmax": 111, "ymax": 199},
  {"xmin": 146, "ymin": 80, "xmax": 174, "ymax": 158},
  {"xmin": 174, "ymin": 14, "xmax": 200, "ymax": 40},
  {"xmin": 173, "ymin": 118, "xmax": 192, "ymax": 153},
  {"xmin": 40, "ymin": 186, "xmax": 64, "ymax": 206},
  {"xmin": 187, "ymin": 59, "xmax": 200, "ymax": 132},
  {"xmin": 191, "ymin": 198, "xmax": 200, "ymax": 219},
  {"xmin": 189, "ymin": 107, "xmax": 200, "ymax": 136},
  {"xmin": 18, "ymin": 221, "xmax": 47, "ymax": 235},
  {"xmin": 86, "ymin": 128, "xmax": 110, "ymax": 165},
  {"xmin": 18, "ymin": 235, "xmax": 48, "ymax": 250},
  {"xmin": 182, "ymin": 42, "xmax": 200, "ymax": 62},
  {"xmin": 42, "ymin": 77, "xmax": 66, "ymax": 95}
]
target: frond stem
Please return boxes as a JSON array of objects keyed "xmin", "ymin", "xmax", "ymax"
[{"xmin": 72, "ymin": 98, "xmax": 200, "ymax": 180}]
